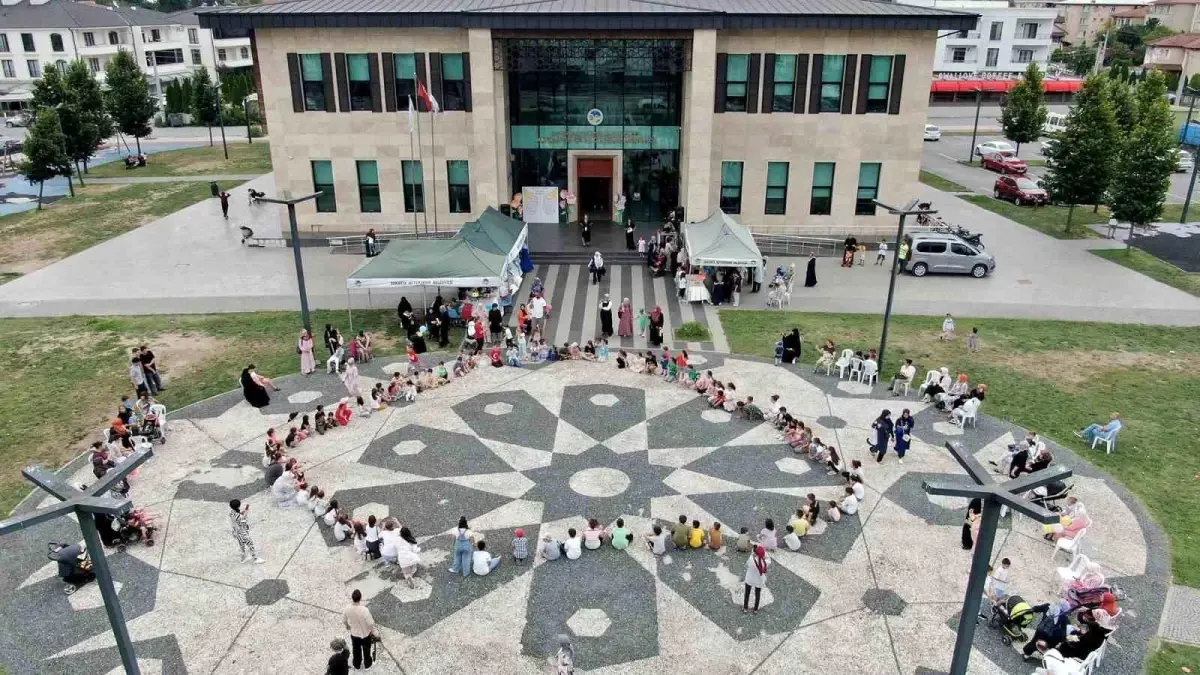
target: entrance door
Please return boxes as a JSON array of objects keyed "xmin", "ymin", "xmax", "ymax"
[{"xmin": 577, "ymin": 157, "xmax": 613, "ymax": 221}]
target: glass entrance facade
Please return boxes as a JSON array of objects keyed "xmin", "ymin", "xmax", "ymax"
[{"xmin": 502, "ymin": 38, "xmax": 688, "ymax": 222}]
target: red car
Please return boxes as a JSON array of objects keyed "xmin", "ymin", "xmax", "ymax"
[
  {"xmin": 981, "ymin": 152, "xmax": 1027, "ymax": 175},
  {"xmin": 994, "ymin": 175, "xmax": 1047, "ymax": 205}
]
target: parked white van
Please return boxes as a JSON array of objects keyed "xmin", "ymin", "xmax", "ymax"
[{"xmin": 1042, "ymin": 112, "xmax": 1067, "ymax": 135}]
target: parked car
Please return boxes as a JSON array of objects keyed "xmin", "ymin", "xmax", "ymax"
[
  {"xmin": 905, "ymin": 232, "xmax": 996, "ymax": 278},
  {"xmin": 981, "ymin": 152, "xmax": 1028, "ymax": 174},
  {"xmin": 0, "ymin": 137, "xmax": 23, "ymax": 154},
  {"xmin": 994, "ymin": 175, "xmax": 1048, "ymax": 205},
  {"xmin": 924, "ymin": 124, "xmax": 941, "ymax": 141},
  {"xmin": 3, "ymin": 112, "xmax": 31, "ymax": 128},
  {"xmin": 974, "ymin": 140, "xmax": 1015, "ymax": 157},
  {"xmin": 1176, "ymin": 149, "xmax": 1194, "ymax": 174},
  {"xmin": 1042, "ymin": 112, "xmax": 1067, "ymax": 135},
  {"xmin": 1040, "ymin": 138, "xmax": 1057, "ymax": 156}
]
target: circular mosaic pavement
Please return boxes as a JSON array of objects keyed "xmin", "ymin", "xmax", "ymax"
[{"xmin": 0, "ymin": 356, "xmax": 1168, "ymax": 674}]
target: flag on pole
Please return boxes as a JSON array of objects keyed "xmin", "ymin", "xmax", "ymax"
[
  {"xmin": 417, "ymin": 80, "xmax": 440, "ymax": 114},
  {"xmin": 407, "ymin": 95, "xmax": 417, "ymax": 133}
]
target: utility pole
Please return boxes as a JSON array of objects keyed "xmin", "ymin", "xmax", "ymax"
[
  {"xmin": 259, "ymin": 192, "xmax": 323, "ymax": 332},
  {"xmin": 967, "ymin": 88, "xmax": 983, "ymax": 164},
  {"xmin": 872, "ymin": 198, "xmax": 937, "ymax": 373}
]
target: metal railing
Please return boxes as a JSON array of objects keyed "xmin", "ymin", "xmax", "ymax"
[{"xmin": 327, "ymin": 229, "xmax": 458, "ymax": 254}]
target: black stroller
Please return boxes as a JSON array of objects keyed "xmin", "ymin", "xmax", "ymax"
[
  {"xmin": 49, "ymin": 542, "xmax": 95, "ymax": 595},
  {"xmin": 1029, "ymin": 480, "xmax": 1073, "ymax": 513}
]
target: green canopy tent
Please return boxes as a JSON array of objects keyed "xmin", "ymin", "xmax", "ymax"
[
  {"xmin": 682, "ymin": 209, "xmax": 764, "ymax": 271},
  {"xmin": 456, "ymin": 206, "xmax": 527, "ymax": 258}
]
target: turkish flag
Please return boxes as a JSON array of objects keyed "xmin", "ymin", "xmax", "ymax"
[{"xmin": 417, "ymin": 80, "xmax": 440, "ymax": 114}]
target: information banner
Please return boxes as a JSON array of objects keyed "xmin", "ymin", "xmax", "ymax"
[{"xmin": 522, "ymin": 186, "xmax": 560, "ymax": 224}]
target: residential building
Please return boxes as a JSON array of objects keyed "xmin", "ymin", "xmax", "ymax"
[
  {"xmin": 1146, "ymin": 32, "xmax": 1200, "ymax": 93},
  {"xmin": 902, "ymin": 0, "xmax": 1058, "ymax": 77},
  {"xmin": 198, "ymin": 0, "xmax": 973, "ymax": 235},
  {"xmin": 1146, "ymin": 0, "xmax": 1200, "ymax": 33},
  {"xmin": 0, "ymin": 0, "xmax": 252, "ymax": 112},
  {"xmin": 1055, "ymin": 0, "xmax": 1150, "ymax": 46},
  {"xmin": 1111, "ymin": 6, "xmax": 1148, "ymax": 27}
]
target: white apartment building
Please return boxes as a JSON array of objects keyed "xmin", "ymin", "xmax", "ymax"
[
  {"xmin": 0, "ymin": 0, "xmax": 252, "ymax": 112},
  {"xmin": 902, "ymin": 0, "xmax": 1058, "ymax": 76}
]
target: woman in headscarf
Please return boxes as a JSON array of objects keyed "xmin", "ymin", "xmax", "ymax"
[
  {"xmin": 397, "ymin": 297, "xmax": 413, "ymax": 321},
  {"xmin": 599, "ymin": 294, "xmax": 614, "ymax": 337},
  {"xmin": 581, "ymin": 214, "xmax": 592, "ymax": 246},
  {"xmin": 488, "ymin": 303, "xmax": 504, "ymax": 344},
  {"xmin": 1048, "ymin": 608, "xmax": 1115, "ymax": 660},
  {"xmin": 590, "ymin": 251, "xmax": 604, "ymax": 284},
  {"xmin": 323, "ymin": 324, "xmax": 338, "ymax": 356},
  {"xmin": 617, "ymin": 298, "xmax": 634, "ymax": 338},
  {"xmin": 298, "ymin": 329, "xmax": 316, "ymax": 376},
  {"xmin": 743, "ymin": 544, "xmax": 769, "ymax": 614},
  {"xmin": 648, "ymin": 306, "xmax": 664, "ymax": 346},
  {"xmin": 241, "ymin": 364, "xmax": 273, "ymax": 408},
  {"xmin": 922, "ymin": 367, "xmax": 952, "ymax": 402},
  {"xmin": 893, "ymin": 409, "xmax": 914, "ymax": 463},
  {"xmin": 625, "ymin": 219, "xmax": 636, "ymax": 250},
  {"xmin": 781, "ymin": 329, "xmax": 802, "ymax": 364},
  {"xmin": 804, "ymin": 254, "xmax": 818, "ymax": 287},
  {"xmin": 871, "ymin": 409, "xmax": 894, "ymax": 463},
  {"xmin": 340, "ymin": 357, "xmax": 361, "ymax": 397},
  {"xmin": 962, "ymin": 496, "xmax": 982, "ymax": 550}
]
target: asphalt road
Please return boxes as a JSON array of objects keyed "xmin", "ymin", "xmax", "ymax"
[{"xmin": 926, "ymin": 103, "xmax": 1070, "ymax": 132}]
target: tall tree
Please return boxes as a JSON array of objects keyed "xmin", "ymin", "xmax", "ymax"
[
  {"xmin": 30, "ymin": 66, "xmax": 88, "ymax": 186},
  {"xmin": 1110, "ymin": 72, "xmax": 1179, "ymax": 240},
  {"xmin": 63, "ymin": 60, "xmax": 112, "ymax": 180},
  {"xmin": 1109, "ymin": 79, "xmax": 1137, "ymax": 135},
  {"xmin": 190, "ymin": 69, "xmax": 220, "ymax": 146},
  {"xmin": 104, "ymin": 50, "xmax": 156, "ymax": 153},
  {"xmin": 19, "ymin": 109, "xmax": 74, "ymax": 209},
  {"xmin": 1001, "ymin": 63, "xmax": 1048, "ymax": 155},
  {"xmin": 1042, "ymin": 76, "xmax": 1120, "ymax": 233}
]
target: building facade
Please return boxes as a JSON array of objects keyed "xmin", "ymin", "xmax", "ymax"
[
  {"xmin": 1147, "ymin": 0, "xmax": 1200, "ymax": 33},
  {"xmin": 0, "ymin": 0, "xmax": 251, "ymax": 111},
  {"xmin": 1146, "ymin": 32, "xmax": 1200, "ymax": 93},
  {"xmin": 904, "ymin": 0, "xmax": 1057, "ymax": 76},
  {"xmin": 1055, "ymin": 0, "xmax": 1149, "ymax": 46},
  {"xmin": 200, "ymin": 0, "xmax": 972, "ymax": 235}
]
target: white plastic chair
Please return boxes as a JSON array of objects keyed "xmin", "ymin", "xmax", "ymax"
[
  {"xmin": 1055, "ymin": 552, "xmax": 1090, "ymax": 586},
  {"xmin": 954, "ymin": 399, "xmax": 979, "ymax": 428},
  {"xmin": 1091, "ymin": 427, "xmax": 1119, "ymax": 454},
  {"xmin": 1051, "ymin": 527, "xmax": 1086, "ymax": 563},
  {"xmin": 895, "ymin": 372, "xmax": 915, "ymax": 396},
  {"xmin": 856, "ymin": 360, "xmax": 879, "ymax": 386},
  {"xmin": 149, "ymin": 403, "xmax": 168, "ymax": 442},
  {"xmin": 916, "ymin": 369, "xmax": 939, "ymax": 398},
  {"xmin": 834, "ymin": 349, "xmax": 854, "ymax": 378},
  {"xmin": 848, "ymin": 357, "xmax": 864, "ymax": 380}
]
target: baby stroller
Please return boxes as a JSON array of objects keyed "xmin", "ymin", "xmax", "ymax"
[
  {"xmin": 136, "ymin": 404, "xmax": 168, "ymax": 445},
  {"xmin": 49, "ymin": 542, "xmax": 95, "ymax": 595},
  {"xmin": 983, "ymin": 594, "xmax": 1037, "ymax": 645},
  {"xmin": 97, "ymin": 509, "xmax": 158, "ymax": 551},
  {"xmin": 1029, "ymin": 480, "xmax": 1072, "ymax": 513}
]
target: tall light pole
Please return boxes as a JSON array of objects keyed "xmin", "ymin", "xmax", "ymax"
[
  {"xmin": 873, "ymin": 198, "xmax": 938, "ymax": 372},
  {"xmin": 966, "ymin": 87, "xmax": 983, "ymax": 164},
  {"xmin": 1180, "ymin": 87, "xmax": 1200, "ymax": 224},
  {"xmin": 259, "ymin": 192, "xmax": 322, "ymax": 333},
  {"xmin": 243, "ymin": 95, "xmax": 253, "ymax": 145}
]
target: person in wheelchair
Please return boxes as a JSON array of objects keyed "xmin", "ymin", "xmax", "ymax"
[{"xmin": 50, "ymin": 543, "xmax": 95, "ymax": 590}]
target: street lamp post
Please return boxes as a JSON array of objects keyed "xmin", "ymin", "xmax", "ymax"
[
  {"xmin": 967, "ymin": 87, "xmax": 983, "ymax": 164},
  {"xmin": 243, "ymin": 96, "xmax": 253, "ymax": 145},
  {"xmin": 1180, "ymin": 87, "xmax": 1200, "ymax": 224},
  {"xmin": 259, "ymin": 192, "xmax": 322, "ymax": 333},
  {"xmin": 872, "ymin": 198, "xmax": 938, "ymax": 372}
]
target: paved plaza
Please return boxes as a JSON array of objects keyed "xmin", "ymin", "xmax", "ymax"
[{"xmin": 0, "ymin": 356, "xmax": 1167, "ymax": 674}]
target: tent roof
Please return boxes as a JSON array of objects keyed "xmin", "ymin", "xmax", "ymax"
[
  {"xmin": 457, "ymin": 207, "xmax": 525, "ymax": 256},
  {"xmin": 683, "ymin": 210, "xmax": 763, "ymax": 267},
  {"xmin": 348, "ymin": 237, "xmax": 508, "ymax": 286}
]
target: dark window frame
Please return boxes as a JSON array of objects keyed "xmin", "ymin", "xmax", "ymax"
[
  {"xmin": 855, "ymin": 162, "xmax": 881, "ymax": 216},
  {"xmin": 771, "ymin": 54, "xmax": 797, "ymax": 113},
  {"xmin": 108, "ymin": 31, "xmax": 119, "ymax": 46},
  {"xmin": 810, "ymin": 162, "xmax": 835, "ymax": 215},
  {"xmin": 440, "ymin": 53, "xmax": 467, "ymax": 111},
  {"xmin": 393, "ymin": 53, "xmax": 418, "ymax": 110},
  {"xmin": 84, "ymin": 32, "xmax": 96, "ymax": 47},
  {"xmin": 1, "ymin": 60, "xmax": 14, "ymax": 78},
  {"xmin": 402, "ymin": 160, "xmax": 425, "ymax": 213},
  {"xmin": 765, "ymin": 161, "xmax": 789, "ymax": 215},
  {"xmin": 724, "ymin": 53, "xmax": 750, "ymax": 112},
  {"xmin": 300, "ymin": 54, "xmax": 326, "ymax": 112},
  {"xmin": 50, "ymin": 33, "xmax": 64, "ymax": 53},
  {"xmin": 865, "ymin": 56, "xmax": 893, "ymax": 114},
  {"xmin": 989, "ymin": 21, "xmax": 1003, "ymax": 41},
  {"xmin": 447, "ymin": 159, "xmax": 471, "ymax": 213},
  {"xmin": 311, "ymin": 160, "xmax": 336, "ymax": 213},
  {"xmin": 357, "ymin": 159, "xmax": 381, "ymax": 213},
  {"xmin": 819, "ymin": 55, "xmax": 845, "ymax": 113},
  {"xmin": 720, "ymin": 160, "xmax": 744, "ymax": 214},
  {"xmin": 21, "ymin": 33, "xmax": 35, "ymax": 53}
]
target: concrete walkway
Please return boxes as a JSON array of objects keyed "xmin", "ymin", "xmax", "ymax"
[
  {"xmin": 1159, "ymin": 585, "xmax": 1200, "ymax": 646},
  {"xmin": 88, "ymin": 174, "xmax": 265, "ymax": 184}
]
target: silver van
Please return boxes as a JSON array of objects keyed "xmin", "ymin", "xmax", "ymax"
[{"xmin": 905, "ymin": 232, "xmax": 995, "ymax": 278}]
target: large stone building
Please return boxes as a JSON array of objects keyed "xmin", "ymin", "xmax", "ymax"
[{"xmin": 199, "ymin": 0, "xmax": 972, "ymax": 235}]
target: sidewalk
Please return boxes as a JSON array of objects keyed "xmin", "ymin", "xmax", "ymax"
[
  {"xmin": 1159, "ymin": 585, "xmax": 1200, "ymax": 647},
  {"xmin": 88, "ymin": 174, "xmax": 264, "ymax": 184}
]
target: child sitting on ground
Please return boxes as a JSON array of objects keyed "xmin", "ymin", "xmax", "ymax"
[
  {"xmin": 333, "ymin": 399, "xmax": 353, "ymax": 426},
  {"xmin": 402, "ymin": 380, "xmax": 418, "ymax": 402},
  {"xmin": 597, "ymin": 338, "xmax": 610, "ymax": 362},
  {"xmin": 582, "ymin": 341, "xmax": 597, "ymax": 361},
  {"xmin": 370, "ymin": 384, "xmax": 387, "ymax": 411},
  {"xmin": 511, "ymin": 528, "xmax": 529, "ymax": 564},
  {"xmin": 736, "ymin": 527, "xmax": 752, "ymax": 553},
  {"xmin": 355, "ymin": 395, "xmax": 371, "ymax": 418},
  {"xmin": 783, "ymin": 524, "xmax": 802, "ymax": 551},
  {"xmin": 507, "ymin": 345, "xmax": 523, "ymax": 367},
  {"xmin": 436, "ymin": 361, "xmax": 450, "ymax": 383},
  {"xmin": 314, "ymin": 405, "xmax": 335, "ymax": 434}
]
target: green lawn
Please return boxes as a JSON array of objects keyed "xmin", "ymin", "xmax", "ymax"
[
  {"xmin": 720, "ymin": 309, "xmax": 1200, "ymax": 588},
  {"xmin": 1092, "ymin": 249, "xmax": 1200, "ymax": 297},
  {"xmin": 919, "ymin": 170, "xmax": 972, "ymax": 193},
  {"xmin": 0, "ymin": 311, "xmax": 464, "ymax": 515},
  {"xmin": 1148, "ymin": 641, "xmax": 1200, "ymax": 675},
  {"xmin": 960, "ymin": 195, "xmax": 1104, "ymax": 239},
  {"xmin": 86, "ymin": 142, "xmax": 272, "ymax": 178}
]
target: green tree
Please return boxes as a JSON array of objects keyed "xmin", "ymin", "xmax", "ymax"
[
  {"xmin": 1001, "ymin": 63, "xmax": 1049, "ymax": 155},
  {"xmin": 1189, "ymin": 73, "xmax": 1200, "ymax": 91},
  {"xmin": 1110, "ymin": 72, "xmax": 1179, "ymax": 239},
  {"xmin": 63, "ymin": 60, "xmax": 112, "ymax": 178},
  {"xmin": 190, "ymin": 68, "xmax": 220, "ymax": 145},
  {"xmin": 18, "ymin": 109, "xmax": 74, "ymax": 209},
  {"xmin": 1042, "ymin": 76, "xmax": 1121, "ymax": 233},
  {"xmin": 1109, "ymin": 78, "xmax": 1137, "ymax": 134},
  {"xmin": 104, "ymin": 50, "xmax": 156, "ymax": 153}
]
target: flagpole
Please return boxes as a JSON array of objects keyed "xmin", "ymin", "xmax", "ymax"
[
  {"xmin": 407, "ymin": 97, "xmax": 419, "ymax": 237},
  {"xmin": 429, "ymin": 109, "xmax": 439, "ymax": 234},
  {"xmin": 415, "ymin": 99, "xmax": 429, "ymax": 235}
]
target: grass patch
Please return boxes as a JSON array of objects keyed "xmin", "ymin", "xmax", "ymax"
[
  {"xmin": 674, "ymin": 321, "xmax": 712, "ymax": 341},
  {"xmin": 1092, "ymin": 248, "xmax": 1200, "ymax": 297},
  {"xmin": 1149, "ymin": 641, "xmax": 1200, "ymax": 675},
  {"xmin": 719, "ymin": 309, "xmax": 1200, "ymax": 587},
  {"xmin": 960, "ymin": 195, "xmax": 1104, "ymax": 240},
  {"xmin": 0, "ymin": 311, "xmax": 467, "ymax": 516},
  {"xmin": 0, "ymin": 181, "xmax": 214, "ymax": 275},
  {"xmin": 919, "ymin": 170, "xmax": 972, "ymax": 193},
  {"xmin": 86, "ymin": 142, "xmax": 272, "ymax": 179}
]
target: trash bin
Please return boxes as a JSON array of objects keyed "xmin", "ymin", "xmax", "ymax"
[{"xmin": 209, "ymin": 181, "xmax": 219, "ymax": 197}]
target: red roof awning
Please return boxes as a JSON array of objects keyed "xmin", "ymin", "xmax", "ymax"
[{"xmin": 931, "ymin": 79, "xmax": 1084, "ymax": 94}]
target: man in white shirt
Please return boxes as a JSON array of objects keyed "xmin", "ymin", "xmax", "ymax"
[
  {"xmin": 888, "ymin": 358, "xmax": 917, "ymax": 395},
  {"xmin": 841, "ymin": 487, "xmax": 859, "ymax": 515},
  {"xmin": 343, "ymin": 589, "xmax": 377, "ymax": 670},
  {"xmin": 783, "ymin": 525, "xmax": 802, "ymax": 551},
  {"xmin": 563, "ymin": 528, "xmax": 583, "ymax": 560},
  {"xmin": 850, "ymin": 476, "xmax": 866, "ymax": 501},
  {"xmin": 472, "ymin": 540, "xmax": 500, "ymax": 576},
  {"xmin": 530, "ymin": 296, "xmax": 548, "ymax": 333},
  {"xmin": 646, "ymin": 525, "xmax": 668, "ymax": 555}
]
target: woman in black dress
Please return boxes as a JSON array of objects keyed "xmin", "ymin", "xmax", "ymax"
[
  {"xmin": 804, "ymin": 255, "xmax": 818, "ymax": 288},
  {"xmin": 241, "ymin": 365, "xmax": 271, "ymax": 408},
  {"xmin": 781, "ymin": 328, "xmax": 802, "ymax": 364},
  {"xmin": 962, "ymin": 497, "xmax": 983, "ymax": 549},
  {"xmin": 323, "ymin": 324, "xmax": 337, "ymax": 356},
  {"xmin": 581, "ymin": 215, "xmax": 591, "ymax": 246},
  {"xmin": 438, "ymin": 308, "xmax": 451, "ymax": 348},
  {"xmin": 599, "ymin": 295, "xmax": 614, "ymax": 337},
  {"xmin": 625, "ymin": 220, "xmax": 635, "ymax": 250},
  {"xmin": 648, "ymin": 306, "xmax": 664, "ymax": 346},
  {"xmin": 488, "ymin": 303, "xmax": 504, "ymax": 344}
]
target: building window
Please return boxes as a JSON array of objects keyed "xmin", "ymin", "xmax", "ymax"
[
  {"xmin": 441, "ymin": 53, "xmax": 467, "ymax": 111},
  {"xmin": 88, "ymin": 57, "xmax": 100, "ymax": 73},
  {"xmin": 865, "ymin": 56, "xmax": 892, "ymax": 113},
  {"xmin": 720, "ymin": 161, "xmax": 743, "ymax": 214},
  {"xmin": 150, "ymin": 29, "xmax": 161, "ymax": 43},
  {"xmin": 771, "ymin": 54, "xmax": 797, "ymax": 113},
  {"xmin": 1, "ymin": 60, "xmax": 14, "ymax": 79},
  {"xmin": 357, "ymin": 160, "xmax": 381, "ymax": 213},
  {"xmin": 300, "ymin": 54, "xmax": 326, "ymax": 111},
  {"xmin": 990, "ymin": 21, "xmax": 1003, "ymax": 41},
  {"xmin": 1015, "ymin": 49, "xmax": 1035, "ymax": 64},
  {"xmin": 951, "ymin": 48, "xmax": 968, "ymax": 63},
  {"xmin": 108, "ymin": 31, "xmax": 119, "ymax": 46},
  {"xmin": 855, "ymin": 163, "xmax": 881, "ymax": 216},
  {"xmin": 311, "ymin": 160, "xmax": 336, "ymax": 213},
  {"xmin": 1022, "ymin": 23, "xmax": 1038, "ymax": 39},
  {"xmin": 402, "ymin": 160, "xmax": 425, "ymax": 213},
  {"xmin": 957, "ymin": 29, "xmax": 969, "ymax": 38},
  {"xmin": 765, "ymin": 161, "xmax": 789, "ymax": 215},
  {"xmin": 819, "ymin": 55, "xmax": 845, "ymax": 113},
  {"xmin": 191, "ymin": 49, "xmax": 201, "ymax": 65},
  {"xmin": 55, "ymin": 60, "xmax": 67, "ymax": 74},
  {"xmin": 188, "ymin": 28, "xmax": 198, "ymax": 45},
  {"xmin": 27, "ymin": 60, "xmax": 41, "ymax": 78},
  {"xmin": 0, "ymin": 35, "xmax": 8, "ymax": 53},
  {"xmin": 21, "ymin": 34, "xmax": 35, "ymax": 52},
  {"xmin": 50, "ymin": 34, "xmax": 64, "ymax": 53},
  {"xmin": 447, "ymin": 160, "xmax": 471, "ymax": 213},
  {"xmin": 394, "ymin": 53, "xmax": 417, "ymax": 108},
  {"xmin": 346, "ymin": 54, "xmax": 372, "ymax": 111},
  {"xmin": 217, "ymin": 48, "xmax": 226, "ymax": 62},
  {"xmin": 810, "ymin": 162, "xmax": 835, "ymax": 215},
  {"xmin": 724, "ymin": 54, "xmax": 749, "ymax": 112},
  {"xmin": 147, "ymin": 49, "xmax": 183, "ymax": 66},
  {"xmin": 986, "ymin": 48, "xmax": 999, "ymax": 68},
  {"xmin": 240, "ymin": 47, "xmax": 249, "ymax": 60},
  {"xmin": 84, "ymin": 32, "xmax": 95, "ymax": 47}
]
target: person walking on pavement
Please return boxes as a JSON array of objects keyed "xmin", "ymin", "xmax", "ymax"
[
  {"xmin": 219, "ymin": 191, "xmax": 230, "ymax": 219},
  {"xmin": 228, "ymin": 499, "xmax": 265, "ymax": 564},
  {"xmin": 343, "ymin": 589, "xmax": 378, "ymax": 670}
]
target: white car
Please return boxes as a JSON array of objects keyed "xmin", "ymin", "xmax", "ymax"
[
  {"xmin": 975, "ymin": 140, "xmax": 1015, "ymax": 157},
  {"xmin": 1177, "ymin": 149, "xmax": 1194, "ymax": 173},
  {"xmin": 924, "ymin": 124, "xmax": 941, "ymax": 141},
  {"xmin": 1040, "ymin": 138, "xmax": 1057, "ymax": 156}
]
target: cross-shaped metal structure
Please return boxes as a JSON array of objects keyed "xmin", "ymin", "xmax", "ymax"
[
  {"xmin": 924, "ymin": 441, "xmax": 1071, "ymax": 675},
  {"xmin": 0, "ymin": 447, "xmax": 154, "ymax": 675}
]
